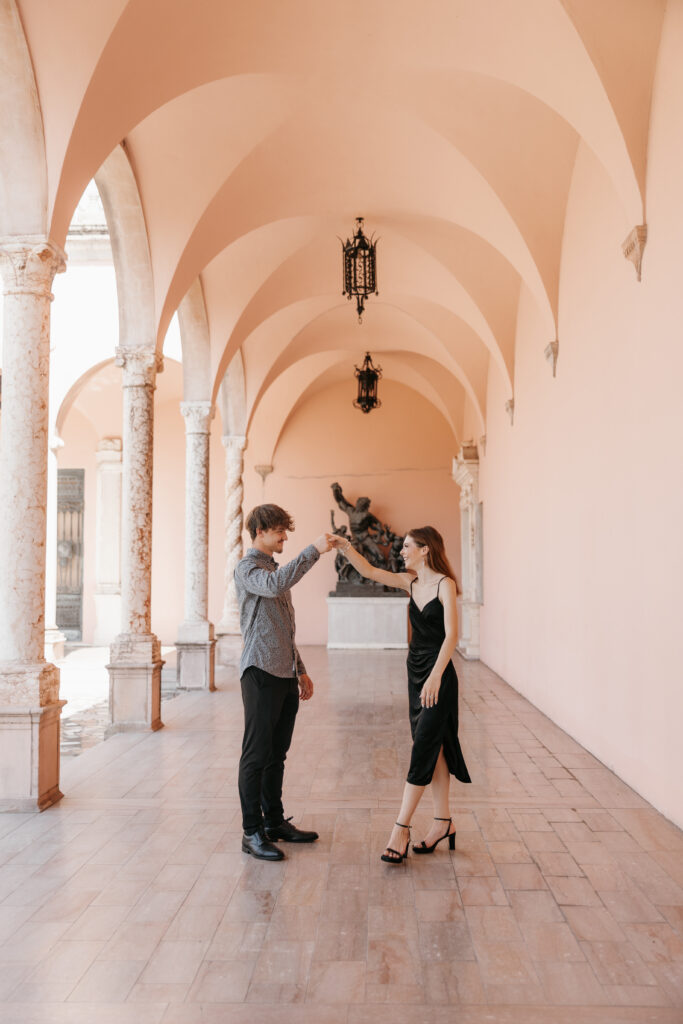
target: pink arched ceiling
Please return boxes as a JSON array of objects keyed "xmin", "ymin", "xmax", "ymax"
[{"xmin": 8, "ymin": 0, "xmax": 666, "ymax": 435}]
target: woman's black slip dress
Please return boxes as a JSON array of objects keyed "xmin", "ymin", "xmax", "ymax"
[{"xmin": 406, "ymin": 577, "xmax": 471, "ymax": 787}]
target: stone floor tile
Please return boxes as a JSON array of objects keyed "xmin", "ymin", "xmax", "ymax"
[
  {"xmin": 562, "ymin": 906, "xmax": 626, "ymax": 942},
  {"xmin": 465, "ymin": 905, "xmax": 522, "ymax": 942},
  {"xmin": 63, "ymin": 903, "xmax": 130, "ymax": 942},
  {"xmin": 659, "ymin": 905, "xmax": 683, "ymax": 935},
  {"xmin": 487, "ymin": 841, "xmax": 533, "ymax": 864},
  {"xmin": 414, "ymin": 889, "xmax": 463, "ymax": 921},
  {"xmin": 518, "ymin": 920, "xmax": 586, "ymax": 963},
  {"xmin": 306, "ymin": 960, "xmax": 366, "ymax": 1002},
  {"xmin": 140, "ymin": 938, "xmax": 208, "ymax": 985},
  {"xmin": 649, "ymin": 961, "xmax": 683, "ymax": 1006},
  {"xmin": 580, "ymin": 939, "xmax": 657, "ymax": 986},
  {"xmin": 458, "ymin": 875, "xmax": 509, "ymax": 906},
  {"xmin": 600, "ymin": 984, "xmax": 672, "ymax": 1006},
  {"xmin": 497, "ymin": 862, "xmax": 548, "ymax": 890},
  {"xmin": 623, "ymin": 923, "xmax": 683, "ymax": 963},
  {"xmin": 533, "ymin": 960, "xmax": 609, "ymax": 1004},
  {"xmin": 545, "ymin": 876, "xmax": 602, "ymax": 906},
  {"xmin": 186, "ymin": 959, "xmax": 256, "ymax": 1002},
  {"xmin": 68, "ymin": 959, "xmax": 144, "ymax": 1002},
  {"xmin": 127, "ymin": 982, "xmax": 189, "ymax": 1002},
  {"xmin": 532, "ymin": 851, "xmax": 584, "ymax": 876},
  {"xmin": 600, "ymin": 889, "xmax": 668, "ymax": 923}
]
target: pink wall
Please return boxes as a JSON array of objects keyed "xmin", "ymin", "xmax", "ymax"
[
  {"xmin": 479, "ymin": 3, "xmax": 683, "ymax": 829},
  {"xmin": 233, "ymin": 378, "xmax": 461, "ymax": 646}
]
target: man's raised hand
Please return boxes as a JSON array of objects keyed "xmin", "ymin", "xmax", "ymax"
[{"xmin": 314, "ymin": 532, "xmax": 337, "ymax": 554}]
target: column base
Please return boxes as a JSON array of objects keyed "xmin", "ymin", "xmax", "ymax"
[
  {"xmin": 44, "ymin": 628, "xmax": 66, "ymax": 662},
  {"xmin": 176, "ymin": 641, "xmax": 216, "ymax": 691},
  {"xmin": 107, "ymin": 634, "xmax": 164, "ymax": 734},
  {"xmin": 456, "ymin": 599, "xmax": 481, "ymax": 660},
  {"xmin": 0, "ymin": 661, "xmax": 65, "ymax": 812}
]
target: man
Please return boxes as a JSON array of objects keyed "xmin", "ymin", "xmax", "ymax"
[{"xmin": 234, "ymin": 503, "xmax": 333, "ymax": 861}]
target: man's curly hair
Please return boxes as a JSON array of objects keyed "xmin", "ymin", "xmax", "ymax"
[{"xmin": 245, "ymin": 503, "xmax": 295, "ymax": 540}]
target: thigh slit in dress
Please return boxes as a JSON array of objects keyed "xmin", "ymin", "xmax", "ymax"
[{"xmin": 406, "ymin": 579, "xmax": 471, "ymax": 787}]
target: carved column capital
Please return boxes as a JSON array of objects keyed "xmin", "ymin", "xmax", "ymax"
[
  {"xmin": 180, "ymin": 401, "xmax": 215, "ymax": 435},
  {"xmin": 115, "ymin": 347, "xmax": 163, "ymax": 387},
  {"xmin": 453, "ymin": 445, "xmax": 480, "ymax": 511},
  {"xmin": 222, "ymin": 433, "xmax": 247, "ymax": 454},
  {"xmin": 505, "ymin": 398, "xmax": 515, "ymax": 425},
  {"xmin": 0, "ymin": 238, "xmax": 67, "ymax": 298},
  {"xmin": 545, "ymin": 339, "xmax": 559, "ymax": 377},
  {"xmin": 622, "ymin": 224, "xmax": 647, "ymax": 282}
]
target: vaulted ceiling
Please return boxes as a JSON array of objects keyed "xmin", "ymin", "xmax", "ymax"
[{"xmin": 4, "ymin": 0, "xmax": 666, "ymax": 445}]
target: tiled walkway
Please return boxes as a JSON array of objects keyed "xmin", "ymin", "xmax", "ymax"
[{"xmin": 0, "ymin": 648, "xmax": 681, "ymax": 1023}]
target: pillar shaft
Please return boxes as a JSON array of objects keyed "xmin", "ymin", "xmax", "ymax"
[
  {"xmin": 217, "ymin": 435, "xmax": 247, "ymax": 637},
  {"xmin": 108, "ymin": 348, "xmax": 164, "ymax": 732},
  {"xmin": 453, "ymin": 448, "xmax": 482, "ymax": 661},
  {"xmin": 0, "ymin": 238, "xmax": 66, "ymax": 811},
  {"xmin": 181, "ymin": 402, "xmax": 214, "ymax": 624},
  {"xmin": 117, "ymin": 349, "xmax": 158, "ymax": 634},
  {"xmin": 176, "ymin": 402, "xmax": 216, "ymax": 690}
]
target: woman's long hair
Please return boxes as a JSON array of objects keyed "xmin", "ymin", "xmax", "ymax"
[{"xmin": 407, "ymin": 526, "xmax": 459, "ymax": 591}]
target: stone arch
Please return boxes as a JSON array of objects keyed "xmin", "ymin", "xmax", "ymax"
[
  {"xmin": 0, "ymin": 0, "xmax": 47, "ymax": 236},
  {"xmin": 94, "ymin": 144, "xmax": 156, "ymax": 354},
  {"xmin": 55, "ymin": 358, "xmax": 115, "ymax": 437},
  {"xmin": 217, "ymin": 349, "xmax": 247, "ymax": 438},
  {"xmin": 177, "ymin": 277, "xmax": 211, "ymax": 401}
]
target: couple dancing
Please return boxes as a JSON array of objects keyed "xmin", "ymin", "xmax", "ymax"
[{"xmin": 234, "ymin": 502, "xmax": 471, "ymax": 863}]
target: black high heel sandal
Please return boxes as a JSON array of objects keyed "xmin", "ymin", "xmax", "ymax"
[
  {"xmin": 380, "ymin": 822, "xmax": 411, "ymax": 864},
  {"xmin": 413, "ymin": 816, "xmax": 456, "ymax": 854}
]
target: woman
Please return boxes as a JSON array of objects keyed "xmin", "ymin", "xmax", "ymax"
[{"xmin": 332, "ymin": 527, "xmax": 471, "ymax": 863}]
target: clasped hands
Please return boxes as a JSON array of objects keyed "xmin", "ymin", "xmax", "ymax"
[{"xmin": 314, "ymin": 532, "xmax": 348, "ymax": 554}]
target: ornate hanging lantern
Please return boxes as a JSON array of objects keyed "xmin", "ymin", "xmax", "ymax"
[
  {"xmin": 353, "ymin": 352, "xmax": 382, "ymax": 414},
  {"xmin": 341, "ymin": 217, "xmax": 378, "ymax": 323}
]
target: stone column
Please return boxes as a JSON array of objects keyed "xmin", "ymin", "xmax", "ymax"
[
  {"xmin": 0, "ymin": 238, "xmax": 67, "ymax": 811},
  {"xmin": 453, "ymin": 444, "xmax": 483, "ymax": 660},
  {"xmin": 93, "ymin": 438, "xmax": 123, "ymax": 645},
  {"xmin": 216, "ymin": 434, "xmax": 247, "ymax": 665},
  {"xmin": 44, "ymin": 434, "xmax": 66, "ymax": 662},
  {"xmin": 176, "ymin": 401, "xmax": 216, "ymax": 690},
  {"xmin": 107, "ymin": 347, "xmax": 164, "ymax": 733}
]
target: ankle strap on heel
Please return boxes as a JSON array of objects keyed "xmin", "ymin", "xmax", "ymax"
[
  {"xmin": 434, "ymin": 816, "xmax": 452, "ymax": 822},
  {"xmin": 395, "ymin": 821, "xmax": 411, "ymax": 829}
]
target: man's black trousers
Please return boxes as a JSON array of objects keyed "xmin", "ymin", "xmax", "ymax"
[{"xmin": 238, "ymin": 666, "xmax": 299, "ymax": 834}]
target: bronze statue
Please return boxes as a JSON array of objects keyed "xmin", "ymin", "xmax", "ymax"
[{"xmin": 330, "ymin": 483, "xmax": 404, "ymax": 593}]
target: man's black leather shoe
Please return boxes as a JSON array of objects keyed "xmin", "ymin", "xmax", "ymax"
[
  {"xmin": 265, "ymin": 818, "xmax": 319, "ymax": 843},
  {"xmin": 241, "ymin": 829, "xmax": 285, "ymax": 860}
]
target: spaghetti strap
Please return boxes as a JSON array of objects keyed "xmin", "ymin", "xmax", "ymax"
[
  {"xmin": 436, "ymin": 576, "xmax": 446, "ymax": 597},
  {"xmin": 410, "ymin": 577, "xmax": 415, "ymax": 593}
]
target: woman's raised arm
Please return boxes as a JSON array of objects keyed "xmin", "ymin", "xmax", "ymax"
[{"xmin": 331, "ymin": 537, "xmax": 413, "ymax": 592}]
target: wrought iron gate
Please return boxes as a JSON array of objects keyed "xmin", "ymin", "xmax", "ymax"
[{"xmin": 56, "ymin": 469, "xmax": 85, "ymax": 640}]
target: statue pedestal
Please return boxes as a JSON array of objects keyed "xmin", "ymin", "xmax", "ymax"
[{"xmin": 327, "ymin": 595, "xmax": 409, "ymax": 649}]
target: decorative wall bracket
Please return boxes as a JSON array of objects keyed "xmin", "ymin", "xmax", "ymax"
[
  {"xmin": 622, "ymin": 224, "xmax": 647, "ymax": 282},
  {"xmin": 505, "ymin": 398, "xmax": 514, "ymax": 425},
  {"xmin": 545, "ymin": 339, "xmax": 559, "ymax": 377},
  {"xmin": 478, "ymin": 434, "xmax": 487, "ymax": 456},
  {"xmin": 255, "ymin": 464, "xmax": 273, "ymax": 483}
]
